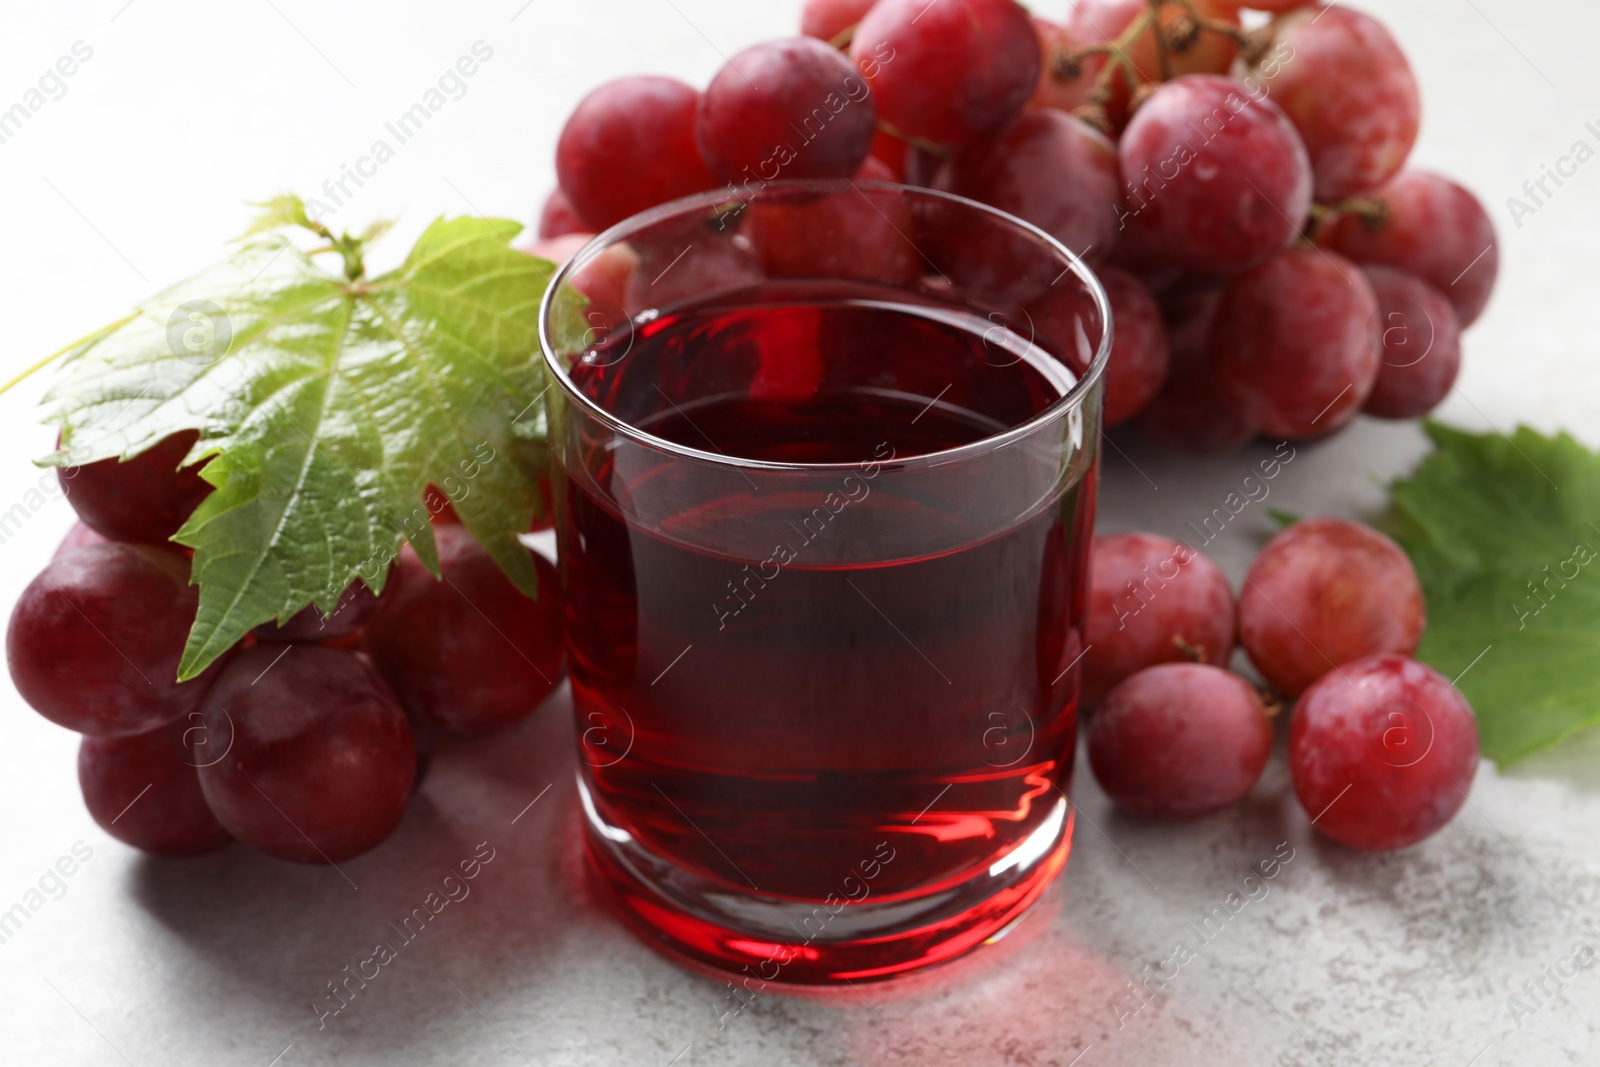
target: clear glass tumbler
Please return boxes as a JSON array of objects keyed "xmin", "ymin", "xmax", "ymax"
[{"xmin": 539, "ymin": 180, "xmax": 1109, "ymax": 984}]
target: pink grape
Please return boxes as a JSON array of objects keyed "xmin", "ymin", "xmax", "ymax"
[
  {"xmin": 78, "ymin": 721, "xmax": 231, "ymax": 856},
  {"xmin": 538, "ymin": 188, "xmax": 586, "ymax": 239},
  {"xmin": 933, "ymin": 109, "xmax": 1121, "ymax": 263},
  {"xmin": 697, "ymin": 37, "xmax": 878, "ymax": 187},
  {"xmin": 1261, "ymin": 5, "xmax": 1420, "ymax": 200},
  {"xmin": 800, "ymin": 0, "xmax": 878, "ymax": 42},
  {"xmin": 849, "ymin": 0, "xmax": 1039, "ymax": 148},
  {"xmin": 362, "ymin": 525, "xmax": 564, "ymax": 735},
  {"xmin": 1118, "ymin": 75, "xmax": 1313, "ymax": 274},
  {"xmin": 555, "ymin": 76, "xmax": 715, "ymax": 231},
  {"xmin": 1082, "ymin": 532, "xmax": 1236, "ymax": 707},
  {"xmin": 1361, "ymin": 265, "xmax": 1463, "ymax": 419},
  {"xmin": 1135, "ymin": 287, "xmax": 1256, "ymax": 453},
  {"xmin": 1239, "ymin": 517, "xmax": 1425, "ymax": 696},
  {"xmin": 1290, "ymin": 654, "xmax": 1479, "ymax": 851},
  {"xmin": 1212, "ymin": 246, "xmax": 1380, "ymax": 438},
  {"xmin": 1089, "ymin": 663, "xmax": 1273, "ymax": 820},
  {"xmin": 519, "ymin": 232, "xmax": 636, "ymax": 315},
  {"xmin": 197, "ymin": 644, "xmax": 415, "ymax": 864},
  {"xmin": 1324, "ymin": 169, "xmax": 1499, "ymax": 327},
  {"xmin": 58, "ymin": 430, "xmax": 211, "ymax": 544},
  {"xmin": 8, "ymin": 542, "xmax": 229, "ymax": 737}
]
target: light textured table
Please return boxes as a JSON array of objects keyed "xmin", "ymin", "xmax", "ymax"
[{"xmin": 1, "ymin": 2, "xmax": 1597, "ymax": 1064}]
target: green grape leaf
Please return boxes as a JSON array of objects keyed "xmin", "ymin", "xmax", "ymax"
[
  {"xmin": 1387, "ymin": 421, "xmax": 1600, "ymax": 766},
  {"xmin": 41, "ymin": 207, "xmax": 555, "ymax": 680}
]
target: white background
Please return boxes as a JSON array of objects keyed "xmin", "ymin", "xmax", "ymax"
[{"xmin": 0, "ymin": 1, "xmax": 1598, "ymax": 1065}]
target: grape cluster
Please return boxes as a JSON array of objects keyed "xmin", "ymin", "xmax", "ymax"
[
  {"xmin": 7, "ymin": 439, "xmax": 565, "ymax": 862},
  {"xmin": 1083, "ymin": 520, "xmax": 1479, "ymax": 851},
  {"xmin": 538, "ymin": 0, "xmax": 1495, "ymax": 445}
]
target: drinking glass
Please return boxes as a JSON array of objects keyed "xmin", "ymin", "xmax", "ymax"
[{"xmin": 539, "ymin": 180, "xmax": 1109, "ymax": 984}]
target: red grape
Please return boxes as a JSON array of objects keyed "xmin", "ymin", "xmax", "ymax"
[
  {"xmin": 58, "ymin": 430, "xmax": 211, "ymax": 544},
  {"xmin": 933, "ymin": 109, "xmax": 1121, "ymax": 263},
  {"xmin": 1239, "ymin": 517, "xmax": 1425, "ymax": 696},
  {"xmin": 623, "ymin": 229, "xmax": 763, "ymax": 315},
  {"xmin": 800, "ymin": 0, "xmax": 878, "ymax": 42},
  {"xmin": 1065, "ymin": 0, "xmax": 1239, "ymax": 86},
  {"xmin": 901, "ymin": 143, "xmax": 944, "ymax": 188},
  {"xmin": 868, "ymin": 127, "xmax": 910, "ymax": 179},
  {"xmin": 1118, "ymin": 75, "xmax": 1313, "ymax": 274},
  {"xmin": 555, "ymin": 76, "xmax": 716, "ymax": 231},
  {"xmin": 251, "ymin": 578, "xmax": 381, "ymax": 643},
  {"xmin": 78, "ymin": 721, "xmax": 231, "ymax": 856},
  {"xmin": 1361, "ymin": 266, "xmax": 1463, "ymax": 419},
  {"xmin": 537, "ymin": 187, "xmax": 586, "ymax": 239},
  {"xmin": 697, "ymin": 37, "xmax": 878, "ymax": 187},
  {"xmin": 1030, "ymin": 266, "xmax": 1169, "ymax": 427},
  {"xmin": 1212, "ymin": 246, "xmax": 1380, "ymax": 438},
  {"xmin": 362, "ymin": 525, "xmax": 564, "ymax": 735},
  {"xmin": 1135, "ymin": 286, "xmax": 1256, "ymax": 453},
  {"xmin": 1097, "ymin": 268, "xmax": 1171, "ymax": 426},
  {"xmin": 1088, "ymin": 663, "xmax": 1273, "ymax": 820},
  {"xmin": 1324, "ymin": 170, "xmax": 1499, "ymax": 327},
  {"xmin": 1260, "ymin": 5, "xmax": 1419, "ymax": 200},
  {"xmin": 745, "ymin": 158, "xmax": 920, "ymax": 283},
  {"xmin": 849, "ymin": 0, "xmax": 1039, "ymax": 148},
  {"xmin": 1029, "ymin": 18, "xmax": 1102, "ymax": 115},
  {"xmin": 1106, "ymin": 222, "xmax": 1185, "ymax": 295},
  {"xmin": 8, "ymin": 542, "xmax": 228, "ymax": 736},
  {"xmin": 52, "ymin": 521, "xmax": 108, "ymax": 560},
  {"xmin": 1082, "ymin": 532, "xmax": 1235, "ymax": 707},
  {"xmin": 197, "ymin": 645, "xmax": 415, "ymax": 864},
  {"xmin": 1290, "ymin": 654, "xmax": 1479, "ymax": 851}
]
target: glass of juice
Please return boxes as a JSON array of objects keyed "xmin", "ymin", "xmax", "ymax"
[{"xmin": 540, "ymin": 180, "xmax": 1109, "ymax": 985}]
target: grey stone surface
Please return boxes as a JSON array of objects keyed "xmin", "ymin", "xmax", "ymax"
[{"xmin": 1, "ymin": 1, "xmax": 1597, "ymax": 1064}]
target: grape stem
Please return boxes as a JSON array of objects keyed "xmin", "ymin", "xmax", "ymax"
[
  {"xmin": 1052, "ymin": 0, "xmax": 1268, "ymax": 126},
  {"xmin": 1050, "ymin": 8, "xmax": 1155, "ymax": 131},
  {"xmin": 1257, "ymin": 688, "xmax": 1286, "ymax": 718},
  {"xmin": 1166, "ymin": 0, "xmax": 1265, "ymax": 51},
  {"xmin": 298, "ymin": 217, "xmax": 367, "ymax": 282},
  {"xmin": 1147, "ymin": 0, "xmax": 1172, "ymax": 82},
  {"xmin": 873, "ymin": 118, "xmax": 948, "ymax": 159},
  {"xmin": 1303, "ymin": 196, "xmax": 1388, "ymax": 242},
  {"xmin": 0, "ymin": 311, "xmax": 141, "ymax": 398}
]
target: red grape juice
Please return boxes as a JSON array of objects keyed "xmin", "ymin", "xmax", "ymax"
[{"xmin": 555, "ymin": 281, "xmax": 1097, "ymax": 982}]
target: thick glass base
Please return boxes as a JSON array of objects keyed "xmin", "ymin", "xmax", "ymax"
[{"xmin": 580, "ymin": 779, "xmax": 1073, "ymax": 986}]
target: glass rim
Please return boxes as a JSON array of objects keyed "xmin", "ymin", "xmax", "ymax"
[{"xmin": 536, "ymin": 178, "xmax": 1114, "ymax": 473}]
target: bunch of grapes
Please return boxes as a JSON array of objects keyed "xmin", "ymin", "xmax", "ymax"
[
  {"xmin": 7, "ymin": 438, "xmax": 565, "ymax": 862},
  {"xmin": 537, "ymin": 0, "xmax": 1496, "ymax": 447},
  {"xmin": 1080, "ymin": 520, "xmax": 1479, "ymax": 850}
]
